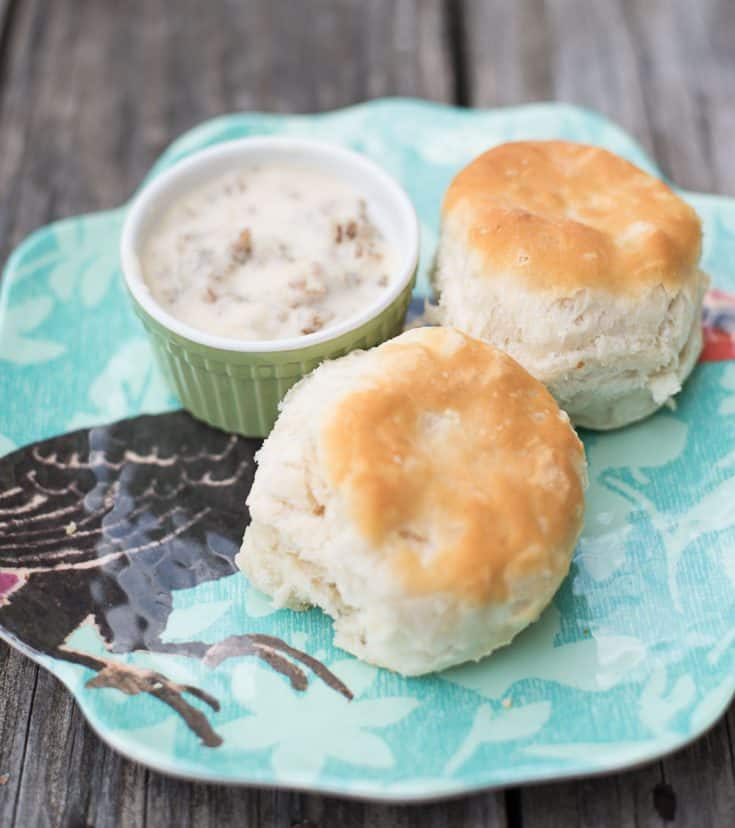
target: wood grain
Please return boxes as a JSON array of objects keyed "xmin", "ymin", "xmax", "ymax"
[{"xmin": 1, "ymin": 0, "xmax": 734, "ymax": 825}]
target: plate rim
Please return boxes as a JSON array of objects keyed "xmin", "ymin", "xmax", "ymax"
[{"xmin": 1, "ymin": 623, "xmax": 730, "ymax": 803}]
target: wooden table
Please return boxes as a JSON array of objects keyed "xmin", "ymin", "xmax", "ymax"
[{"xmin": 1, "ymin": 1, "xmax": 733, "ymax": 825}]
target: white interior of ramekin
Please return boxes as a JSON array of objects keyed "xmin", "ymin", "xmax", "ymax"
[{"xmin": 120, "ymin": 137, "xmax": 420, "ymax": 352}]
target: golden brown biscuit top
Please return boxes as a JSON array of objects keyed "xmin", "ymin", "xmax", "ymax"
[
  {"xmin": 443, "ymin": 141, "xmax": 702, "ymax": 294},
  {"xmin": 322, "ymin": 327, "xmax": 586, "ymax": 603}
]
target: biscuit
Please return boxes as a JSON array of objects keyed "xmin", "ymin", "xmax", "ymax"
[
  {"xmin": 238, "ymin": 327, "xmax": 586, "ymax": 675},
  {"xmin": 435, "ymin": 141, "xmax": 708, "ymax": 429}
]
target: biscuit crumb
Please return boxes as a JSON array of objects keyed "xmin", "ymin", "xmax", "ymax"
[
  {"xmin": 65, "ymin": 521, "xmax": 77, "ymax": 536},
  {"xmin": 0, "ymin": 774, "xmax": 8, "ymax": 786},
  {"xmin": 502, "ymin": 697, "xmax": 512, "ymax": 709}
]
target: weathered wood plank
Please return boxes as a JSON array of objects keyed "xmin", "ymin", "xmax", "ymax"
[
  {"xmin": 517, "ymin": 766, "xmax": 666, "ymax": 828},
  {"xmin": 655, "ymin": 720, "xmax": 735, "ymax": 827},
  {"xmin": 620, "ymin": 0, "xmax": 735, "ymax": 195},
  {"xmin": 0, "ymin": 0, "xmax": 12, "ymax": 26},
  {"xmin": 0, "ymin": 643, "xmax": 39, "ymax": 826},
  {"xmin": 464, "ymin": 0, "xmax": 735, "ymax": 197},
  {"xmin": 0, "ymin": 2, "xmax": 83, "ymax": 825},
  {"xmin": 463, "ymin": 1, "xmax": 735, "ymax": 826},
  {"xmin": 463, "ymin": 0, "xmax": 653, "ymax": 154},
  {"xmin": 0, "ymin": 0, "xmax": 16, "ymax": 60},
  {"xmin": 0, "ymin": 0, "xmax": 17, "ymax": 78},
  {"xmin": 457, "ymin": 0, "xmax": 553, "ymax": 105}
]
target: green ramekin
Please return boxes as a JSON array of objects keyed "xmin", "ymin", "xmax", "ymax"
[{"xmin": 120, "ymin": 137, "xmax": 420, "ymax": 437}]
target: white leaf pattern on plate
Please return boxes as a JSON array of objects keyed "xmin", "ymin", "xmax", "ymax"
[
  {"xmin": 66, "ymin": 338, "xmax": 173, "ymax": 430},
  {"xmin": 445, "ymin": 702, "xmax": 552, "ymax": 774},
  {"xmin": 0, "ymin": 296, "xmax": 65, "ymax": 365},
  {"xmin": 220, "ymin": 659, "xmax": 419, "ymax": 781}
]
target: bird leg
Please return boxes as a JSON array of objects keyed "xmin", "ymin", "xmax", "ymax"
[
  {"xmin": 204, "ymin": 634, "xmax": 354, "ymax": 700},
  {"xmin": 56, "ymin": 632, "xmax": 353, "ymax": 752},
  {"xmin": 149, "ymin": 635, "xmax": 353, "ymax": 700},
  {"xmin": 60, "ymin": 647, "xmax": 223, "ymax": 747}
]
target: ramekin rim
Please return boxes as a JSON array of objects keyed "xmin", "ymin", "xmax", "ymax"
[{"xmin": 120, "ymin": 136, "xmax": 419, "ymax": 353}]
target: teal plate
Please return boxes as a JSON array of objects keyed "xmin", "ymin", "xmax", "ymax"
[{"xmin": 1, "ymin": 99, "xmax": 735, "ymax": 802}]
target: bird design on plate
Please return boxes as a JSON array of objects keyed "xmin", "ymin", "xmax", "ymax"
[{"xmin": 0, "ymin": 411, "xmax": 351, "ymax": 747}]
